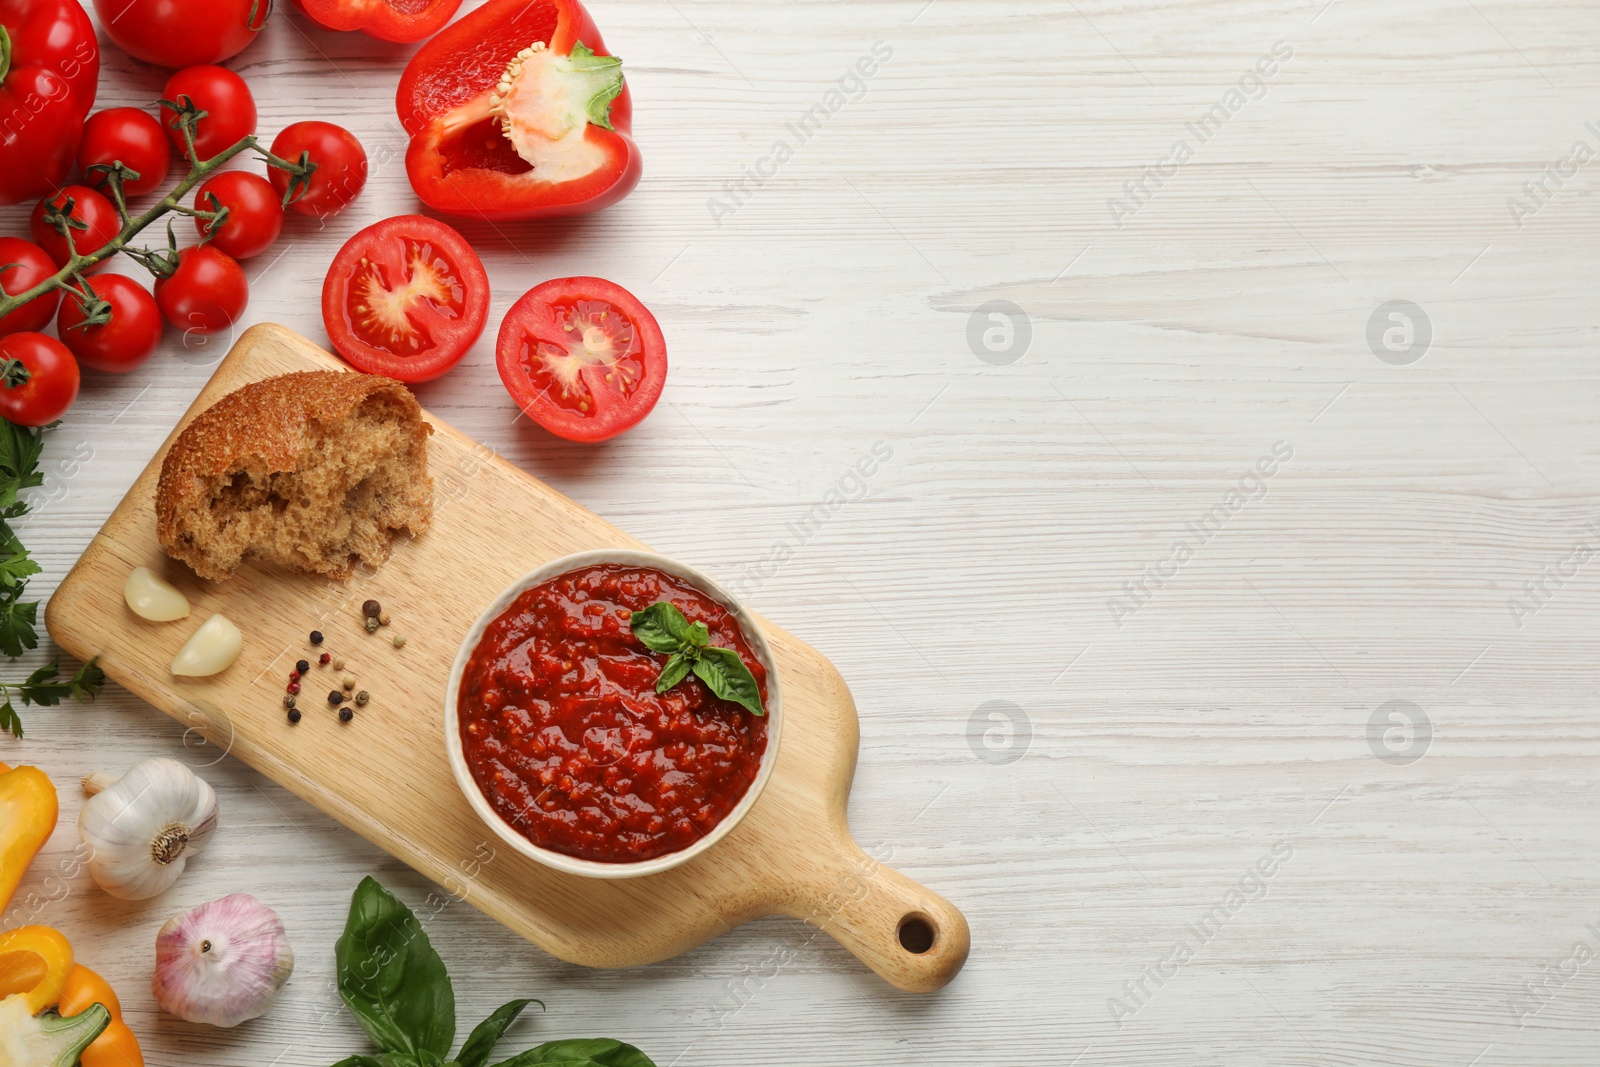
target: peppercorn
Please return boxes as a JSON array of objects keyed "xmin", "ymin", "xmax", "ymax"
[
  {"xmin": 363, "ymin": 599, "xmax": 381, "ymax": 619},
  {"xmin": 288, "ymin": 670, "xmax": 300, "ymax": 683},
  {"xmin": 392, "ymin": 634, "xmax": 406, "ymax": 649},
  {"xmin": 310, "ymin": 630, "xmax": 324, "ymax": 644},
  {"xmin": 319, "ymin": 652, "xmax": 331, "ymax": 665},
  {"xmin": 364, "ymin": 616, "xmax": 380, "ymax": 634},
  {"xmin": 295, "ymin": 659, "xmax": 310, "ymax": 674},
  {"xmin": 288, "ymin": 707, "xmax": 302, "ymax": 724},
  {"xmin": 355, "ymin": 690, "xmax": 370, "ymax": 706},
  {"xmin": 328, "ymin": 690, "xmax": 345, "ymax": 705},
  {"xmin": 333, "ymin": 657, "xmax": 345, "ymax": 670},
  {"xmin": 287, "ymin": 682, "xmax": 300, "ymax": 694},
  {"xmin": 339, "ymin": 707, "xmax": 354, "ymax": 723},
  {"xmin": 378, "ymin": 611, "xmax": 390, "ymax": 627},
  {"xmin": 282, "ymin": 694, "xmax": 297, "ymax": 709},
  {"xmin": 342, "ymin": 675, "xmax": 356, "ymax": 691}
]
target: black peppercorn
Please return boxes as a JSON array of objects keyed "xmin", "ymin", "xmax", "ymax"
[
  {"xmin": 362, "ymin": 599, "xmax": 381, "ymax": 618},
  {"xmin": 295, "ymin": 659, "xmax": 310, "ymax": 674},
  {"xmin": 288, "ymin": 707, "xmax": 302, "ymax": 724},
  {"xmin": 310, "ymin": 630, "xmax": 324, "ymax": 645},
  {"xmin": 328, "ymin": 689, "xmax": 345, "ymax": 705},
  {"xmin": 339, "ymin": 707, "xmax": 354, "ymax": 722}
]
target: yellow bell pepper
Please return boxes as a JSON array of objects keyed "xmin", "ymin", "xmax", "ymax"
[
  {"xmin": 0, "ymin": 763, "xmax": 58, "ymax": 917},
  {"xmin": 0, "ymin": 934, "xmax": 144, "ymax": 1067},
  {"xmin": 0, "ymin": 928, "xmax": 72, "ymax": 1014},
  {"xmin": 0, "ymin": 768, "xmax": 143, "ymax": 1067},
  {"xmin": 57, "ymin": 965, "xmax": 144, "ymax": 1067},
  {"xmin": 0, "ymin": 928, "xmax": 109, "ymax": 1067}
]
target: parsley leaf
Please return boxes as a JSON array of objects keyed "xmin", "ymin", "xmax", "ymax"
[{"xmin": 0, "ymin": 657, "xmax": 103, "ymax": 739}]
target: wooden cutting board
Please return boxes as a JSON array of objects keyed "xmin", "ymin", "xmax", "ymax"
[{"xmin": 45, "ymin": 323, "xmax": 969, "ymax": 993}]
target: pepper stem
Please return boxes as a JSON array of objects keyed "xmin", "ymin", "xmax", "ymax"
[{"xmin": 0, "ymin": 26, "xmax": 12, "ymax": 86}]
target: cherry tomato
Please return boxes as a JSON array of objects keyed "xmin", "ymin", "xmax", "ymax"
[
  {"xmin": 0, "ymin": 238, "xmax": 62, "ymax": 336},
  {"xmin": 77, "ymin": 108, "xmax": 172, "ymax": 198},
  {"xmin": 91, "ymin": 0, "xmax": 265, "ymax": 67},
  {"xmin": 0, "ymin": 332, "xmax": 79, "ymax": 426},
  {"xmin": 193, "ymin": 171, "xmax": 282, "ymax": 260},
  {"xmin": 155, "ymin": 246, "xmax": 248, "ymax": 335},
  {"xmin": 321, "ymin": 215, "xmax": 487, "ymax": 383},
  {"xmin": 29, "ymin": 185, "xmax": 120, "ymax": 269},
  {"xmin": 161, "ymin": 66, "xmax": 257, "ymax": 161},
  {"xmin": 495, "ymin": 277, "xmax": 667, "ymax": 442},
  {"xmin": 268, "ymin": 122, "xmax": 367, "ymax": 218},
  {"xmin": 56, "ymin": 274, "xmax": 163, "ymax": 374}
]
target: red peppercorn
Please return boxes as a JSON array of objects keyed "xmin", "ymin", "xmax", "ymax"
[
  {"xmin": 319, "ymin": 652, "xmax": 331, "ymax": 665},
  {"xmin": 289, "ymin": 671, "xmax": 301, "ymax": 682},
  {"xmin": 287, "ymin": 682, "xmax": 301, "ymax": 694}
]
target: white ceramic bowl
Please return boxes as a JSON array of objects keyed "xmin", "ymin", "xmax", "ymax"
[{"xmin": 444, "ymin": 549, "xmax": 783, "ymax": 879}]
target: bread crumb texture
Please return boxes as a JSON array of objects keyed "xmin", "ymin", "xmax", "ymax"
[{"xmin": 156, "ymin": 370, "xmax": 434, "ymax": 581}]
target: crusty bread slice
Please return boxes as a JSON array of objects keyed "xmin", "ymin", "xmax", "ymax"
[{"xmin": 156, "ymin": 370, "xmax": 434, "ymax": 582}]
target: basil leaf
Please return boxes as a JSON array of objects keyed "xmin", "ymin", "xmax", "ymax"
[
  {"xmin": 691, "ymin": 646, "xmax": 766, "ymax": 717},
  {"xmin": 686, "ymin": 621, "xmax": 709, "ymax": 648},
  {"xmin": 490, "ymin": 1038, "xmax": 657, "ymax": 1067},
  {"xmin": 335, "ymin": 876, "xmax": 456, "ymax": 1058},
  {"xmin": 655, "ymin": 651, "xmax": 692, "ymax": 694},
  {"xmin": 459, "ymin": 1000, "xmax": 542, "ymax": 1067},
  {"xmin": 629, "ymin": 603, "xmax": 691, "ymax": 654}
]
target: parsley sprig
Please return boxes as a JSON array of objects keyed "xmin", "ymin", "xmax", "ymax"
[
  {"xmin": 0, "ymin": 658, "xmax": 104, "ymax": 740},
  {"xmin": 630, "ymin": 602, "xmax": 766, "ymax": 717},
  {"xmin": 0, "ymin": 418, "xmax": 104, "ymax": 738}
]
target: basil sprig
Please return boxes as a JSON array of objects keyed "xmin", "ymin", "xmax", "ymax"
[
  {"xmin": 629, "ymin": 602, "xmax": 766, "ymax": 717},
  {"xmin": 332, "ymin": 877, "xmax": 658, "ymax": 1067}
]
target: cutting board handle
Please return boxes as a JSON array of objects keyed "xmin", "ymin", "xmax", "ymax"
[{"xmin": 782, "ymin": 836, "xmax": 970, "ymax": 993}]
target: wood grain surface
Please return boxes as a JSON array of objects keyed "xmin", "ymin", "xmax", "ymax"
[{"xmin": 8, "ymin": 0, "xmax": 1600, "ymax": 1063}]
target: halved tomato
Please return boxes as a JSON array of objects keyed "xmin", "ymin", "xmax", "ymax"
[
  {"xmin": 494, "ymin": 276, "xmax": 666, "ymax": 442},
  {"xmin": 321, "ymin": 215, "xmax": 489, "ymax": 383}
]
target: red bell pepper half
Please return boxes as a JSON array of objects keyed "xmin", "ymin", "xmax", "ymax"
[
  {"xmin": 0, "ymin": 0, "xmax": 98, "ymax": 204},
  {"xmin": 396, "ymin": 0, "xmax": 641, "ymax": 221},
  {"xmin": 291, "ymin": 0, "xmax": 461, "ymax": 45}
]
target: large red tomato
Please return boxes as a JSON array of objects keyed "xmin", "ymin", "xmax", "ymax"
[
  {"xmin": 320, "ymin": 215, "xmax": 487, "ymax": 383},
  {"xmin": 91, "ymin": 0, "xmax": 265, "ymax": 67},
  {"xmin": 495, "ymin": 277, "xmax": 667, "ymax": 442}
]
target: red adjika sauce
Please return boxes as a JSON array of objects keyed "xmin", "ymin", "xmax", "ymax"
[{"xmin": 458, "ymin": 563, "xmax": 769, "ymax": 863}]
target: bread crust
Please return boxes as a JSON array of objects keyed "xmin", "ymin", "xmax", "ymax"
[{"xmin": 156, "ymin": 370, "xmax": 434, "ymax": 581}]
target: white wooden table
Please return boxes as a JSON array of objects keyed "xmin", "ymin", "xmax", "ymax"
[{"xmin": 11, "ymin": 0, "xmax": 1600, "ymax": 1062}]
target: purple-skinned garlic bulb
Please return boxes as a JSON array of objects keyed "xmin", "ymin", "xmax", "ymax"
[{"xmin": 153, "ymin": 893, "xmax": 294, "ymax": 1027}]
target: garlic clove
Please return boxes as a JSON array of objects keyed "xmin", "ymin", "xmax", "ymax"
[
  {"xmin": 171, "ymin": 614, "xmax": 242, "ymax": 677},
  {"xmin": 78, "ymin": 758, "xmax": 218, "ymax": 900},
  {"xmin": 153, "ymin": 893, "xmax": 293, "ymax": 1028},
  {"xmin": 124, "ymin": 566, "xmax": 191, "ymax": 621}
]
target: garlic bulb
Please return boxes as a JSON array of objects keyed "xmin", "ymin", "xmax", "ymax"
[
  {"xmin": 153, "ymin": 893, "xmax": 293, "ymax": 1027},
  {"xmin": 78, "ymin": 758, "xmax": 218, "ymax": 900},
  {"xmin": 124, "ymin": 566, "xmax": 190, "ymax": 621},
  {"xmin": 171, "ymin": 614, "xmax": 242, "ymax": 676}
]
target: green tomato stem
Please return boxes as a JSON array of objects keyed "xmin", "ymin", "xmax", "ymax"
[{"xmin": 0, "ymin": 134, "xmax": 312, "ymax": 322}]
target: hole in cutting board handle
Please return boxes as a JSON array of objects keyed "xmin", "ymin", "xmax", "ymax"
[{"xmin": 897, "ymin": 913, "xmax": 936, "ymax": 954}]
